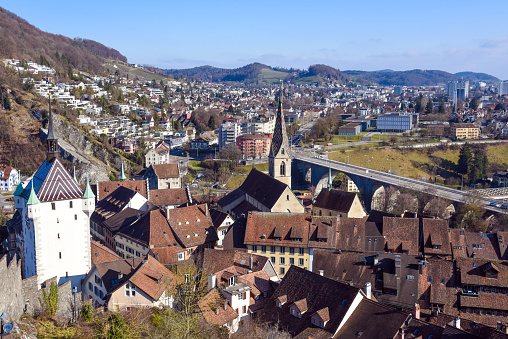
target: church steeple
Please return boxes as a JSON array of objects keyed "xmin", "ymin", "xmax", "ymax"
[
  {"xmin": 119, "ymin": 161, "xmax": 127, "ymax": 181},
  {"xmin": 46, "ymin": 94, "xmax": 59, "ymax": 162},
  {"xmin": 268, "ymin": 81, "xmax": 292, "ymax": 188}
]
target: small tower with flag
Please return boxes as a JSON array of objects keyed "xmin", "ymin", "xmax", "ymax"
[{"xmin": 268, "ymin": 81, "xmax": 292, "ymax": 188}]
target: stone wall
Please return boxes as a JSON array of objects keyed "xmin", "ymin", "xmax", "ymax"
[{"xmin": 0, "ymin": 255, "xmax": 82, "ymax": 323}]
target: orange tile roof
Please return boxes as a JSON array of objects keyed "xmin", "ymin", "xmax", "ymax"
[
  {"xmin": 199, "ymin": 289, "xmax": 238, "ymax": 326},
  {"xmin": 91, "ymin": 240, "xmax": 121, "ymax": 265}
]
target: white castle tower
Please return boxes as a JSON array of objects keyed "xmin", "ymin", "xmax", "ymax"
[
  {"xmin": 268, "ymin": 82, "xmax": 292, "ymax": 188},
  {"xmin": 13, "ymin": 99, "xmax": 93, "ymax": 291}
]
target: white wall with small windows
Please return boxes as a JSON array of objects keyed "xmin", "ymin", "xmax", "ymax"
[
  {"xmin": 21, "ymin": 196, "xmax": 92, "ymax": 291},
  {"xmin": 82, "ymin": 267, "xmax": 108, "ymax": 306},
  {"xmin": 114, "ymin": 235, "xmax": 148, "ymax": 259}
]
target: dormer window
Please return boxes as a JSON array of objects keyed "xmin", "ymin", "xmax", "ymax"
[{"xmin": 228, "ymin": 276, "xmax": 237, "ymax": 286}]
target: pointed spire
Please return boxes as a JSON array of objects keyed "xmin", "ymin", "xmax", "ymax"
[
  {"xmin": 269, "ymin": 81, "xmax": 291, "ymax": 159},
  {"xmin": 47, "ymin": 94, "xmax": 56, "ymax": 140},
  {"xmin": 119, "ymin": 161, "xmax": 127, "ymax": 180},
  {"xmin": 27, "ymin": 180, "xmax": 40, "ymax": 205},
  {"xmin": 13, "ymin": 181, "xmax": 24, "ymax": 196},
  {"xmin": 73, "ymin": 166, "xmax": 77, "ymax": 181},
  {"xmin": 46, "ymin": 94, "xmax": 59, "ymax": 162},
  {"xmin": 82, "ymin": 173, "xmax": 95, "ymax": 199},
  {"xmin": 328, "ymin": 167, "xmax": 332, "ymax": 191}
]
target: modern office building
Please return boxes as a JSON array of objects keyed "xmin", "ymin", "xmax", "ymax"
[
  {"xmin": 377, "ymin": 112, "xmax": 418, "ymax": 133},
  {"xmin": 499, "ymin": 80, "xmax": 508, "ymax": 96},
  {"xmin": 218, "ymin": 121, "xmax": 242, "ymax": 150},
  {"xmin": 447, "ymin": 80, "xmax": 469, "ymax": 104}
]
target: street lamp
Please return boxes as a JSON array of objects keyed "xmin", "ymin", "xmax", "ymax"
[{"xmin": 460, "ymin": 174, "xmax": 464, "ymax": 191}]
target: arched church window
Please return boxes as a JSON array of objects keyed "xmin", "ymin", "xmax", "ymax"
[
  {"xmin": 280, "ymin": 162, "xmax": 286, "ymax": 176},
  {"xmin": 281, "ymin": 148, "xmax": 285, "ymax": 155}
]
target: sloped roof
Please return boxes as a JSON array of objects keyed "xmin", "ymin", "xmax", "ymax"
[
  {"xmin": 91, "ymin": 186, "xmax": 140, "ymax": 224},
  {"xmin": 382, "ymin": 217, "xmax": 419, "ymax": 255},
  {"xmin": 262, "ymin": 266, "xmax": 360, "ymax": 337},
  {"xmin": 202, "ymin": 248, "xmax": 269, "ymax": 276},
  {"xmin": 199, "ymin": 288, "xmax": 238, "ymax": 327},
  {"xmin": 151, "ymin": 163, "xmax": 180, "ymax": 179},
  {"xmin": 238, "ymin": 168, "xmax": 289, "ymax": 209},
  {"xmin": 20, "ymin": 158, "xmax": 82, "ymax": 202},
  {"xmin": 334, "ymin": 298, "xmax": 409, "ymax": 339},
  {"xmin": 269, "ymin": 92, "xmax": 291, "ymax": 158},
  {"xmin": 91, "ymin": 240, "xmax": 121, "ymax": 265},
  {"xmin": 96, "ymin": 179, "xmax": 148, "ymax": 201},
  {"xmin": 313, "ymin": 189, "xmax": 358, "ymax": 213},
  {"xmin": 149, "ymin": 188, "xmax": 189, "ymax": 206},
  {"xmin": 244, "ymin": 212, "xmax": 311, "ymax": 247},
  {"xmin": 118, "ymin": 208, "xmax": 180, "ymax": 249},
  {"xmin": 102, "ymin": 207, "xmax": 142, "ymax": 234},
  {"xmin": 167, "ymin": 204, "xmax": 218, "ymax": 247}
]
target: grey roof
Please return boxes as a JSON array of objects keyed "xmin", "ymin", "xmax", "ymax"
[{"xmin": 313, "ymin": 189, "xmax": 357, "ymax": 213}]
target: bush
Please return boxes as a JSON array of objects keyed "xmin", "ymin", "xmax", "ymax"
[
  {"xmin": 40, "ymin": 282, "xmax": 58, "ymax": 317},
  {"xmin": 81, "ymin": 303, "xmax": 93, "ymax": 323}
]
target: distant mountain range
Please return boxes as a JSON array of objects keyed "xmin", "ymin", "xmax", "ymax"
[
  {"xmin": 165, "ymin": 63, "xmax": 500, "ymax": 87},
  {"xmin": 0, "ymin": 7, "xmax": 126, "ymax": 74}
]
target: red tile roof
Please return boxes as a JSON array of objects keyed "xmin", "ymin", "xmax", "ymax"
[
  {"xmin": 91, "ymin": 240, "xmax": 121, "ymax": 265},
  {"xmin": 199, "ymin": 288, "xmax": 238, "ymax": 327},
  {"xmin": 149, "ymin": 188, "xmax": 189, "ymax": 206},
  {"xmin": 96, "ymin": 180, "xmax": 148, "ymax": 201},
  {"xmin": 382, "ymin": 217, "xmax": 419, "ymax": 255},
  {"xmin": 152, "ymin": 164, "xmax": 180, "ymax": 179},
  {"xmin": 167, "ymin": 204, "xmax": 218, "ymax": 247}
]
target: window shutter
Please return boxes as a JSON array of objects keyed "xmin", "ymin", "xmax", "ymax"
[{"xmin": 243, "ymin": 292, "xmax": 246, "ymax": 299}]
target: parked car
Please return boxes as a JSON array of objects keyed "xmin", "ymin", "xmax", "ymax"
[
  {"xmin": 490, "ymin": 202, "xmax": 501, "ymax": 207},
  {"xmin": 501, "ymin": 204, "xmax": 508, "ymax": 209}
]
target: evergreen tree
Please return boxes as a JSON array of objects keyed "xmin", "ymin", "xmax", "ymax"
[
  {"xmin": 458, "ymin": 143, "xmax": 473, "ymax": 175},
  {"xmin": 439, "ymin": 100, "xmax": 445, "ymax": 114},
  {"xmin": 415, "ymin": 94, "xmax": 423, "ymax": 113},
  {"xmin": 469, "ymin": 98, "xmax": 479, "ymax": 111},
  {"xmin": 425, "ymin": 100, "xmax": 434, "ymax": 113},
  {"xmin": 472, "ymin": 150, "xmax": 484, "ymax": 182}
]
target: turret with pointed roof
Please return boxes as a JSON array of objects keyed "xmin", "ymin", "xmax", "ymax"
[
  {"xmin": 46, "ymin": 95, "xmax": 59, "ymax": 162},
  {"xmin": 268, "ymin": 81, "xmax": 292, "ymax": 188},
  {"xmin": 119, "ymin": 161, "xmax": 127, "ymax": 181}
]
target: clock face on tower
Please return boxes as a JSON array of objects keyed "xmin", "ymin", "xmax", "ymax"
[{"xmin": 24, "ymin": 209, "xmax": 31, "ymax": 230}]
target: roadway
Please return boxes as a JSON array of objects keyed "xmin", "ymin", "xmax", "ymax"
[{"xmin": 293, "ymin": 151, "xmax": 508, "ymax": 215}]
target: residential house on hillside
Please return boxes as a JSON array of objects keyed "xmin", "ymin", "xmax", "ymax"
[
  {"xmin": 313, "ymin": 189, "xmax": 366, "ymax": 218},
  {"xmin": 144, "ymin": 141, "xmax": 171, "ymax": 167},
  {"xmin": 144, "ymin": 163, "xmax": 182, "ymax": 190},
  {"xmin": 82, "ymin": 255, "xmax": 176, "ymax": 310},
  {"xmin": 0, "ymin": 164, "xmax": 19, "ymax": 192},
  {"xmin": 217, "ymin": 169, "xmax": 304, "ymax": 218}
]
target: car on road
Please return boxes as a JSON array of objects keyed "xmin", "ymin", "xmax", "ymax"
[
  {"xmin": 502, "ymin": 204, "xmax": 508, "ymax": 209},
  {"xmin": 490, "ymin": 202, "xmax": 502, "ymax": 207}
]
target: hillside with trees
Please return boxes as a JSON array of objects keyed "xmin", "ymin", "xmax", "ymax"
[
  {"xmin": 0, "ymin": 6, "xmax": 126, "ymax": 75},
  {"xmin": 343, "ymin": 69, "xmax": 499, "ymax": 86}
]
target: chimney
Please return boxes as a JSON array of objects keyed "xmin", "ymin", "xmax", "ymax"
[
  {"xmin": 224, "ymin": 301, "xmax": 227, "ymax": 310},
  {"xmin": 216, "ymin": 307, "xmax": 220, "ymax": 315},
  {"xmin": 398, "ymin": 328, "xmax": 405, "ymax": 339},
  {"xmin": 145, "ymin": 179, "xmax": 149, "ymax": 201},
  {"xmin": 207, "ymin": 274, "xmax": 217, "ymax": 291},
  {"xmin": 249, "ymin": 254, "xmax": 253, "ymax": 270},
  {"xmin": 453, "ymin": 316, "xmax": 460, "ymax": 329},
  {"xmin": 413, "ymin": 303, "xmax": 420, "ymax": 320},
  {"xmin": 319, "ymin": 270, "xmax": 324, "ymax": 276},
  {"xmin": 364, "ymin": 282, "xmax": 372, "ymax": 299},
  {"xmin": 118, "ymin": 273, "xmax": 123, "ymax": 279},
  {"xmin": 205, "ymin": 203, "xmax": 209, "ymax": 217},
  {"xmin": 497, "ymin": 322, "xmax": 502, "ymax": 332}
]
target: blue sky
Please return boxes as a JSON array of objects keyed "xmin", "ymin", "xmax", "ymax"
[{"xmin": 3, "ymin": 1, "xmax": 508, "ymax": 78}]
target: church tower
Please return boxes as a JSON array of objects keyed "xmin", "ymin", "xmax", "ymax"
[
  {"xmin": 13, "ymin": 101, "xmax": 91, "ymax": 291},
  {"xmin": 269, "ymin": 83, "xmax": 292, "ymax": 188},
  {"xmin": 46, "ymin": 95, "xmax": 59, "ymax": 162}
]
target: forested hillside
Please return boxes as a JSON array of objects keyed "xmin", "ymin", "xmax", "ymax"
[{"xmin": 0, "ymin": 7, "xmax": 126, "ymax": 75}]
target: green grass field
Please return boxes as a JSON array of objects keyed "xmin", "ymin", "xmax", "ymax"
[{"xmin": 106, "ymin": 61, "xmax": 169, "ymax": 82}]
